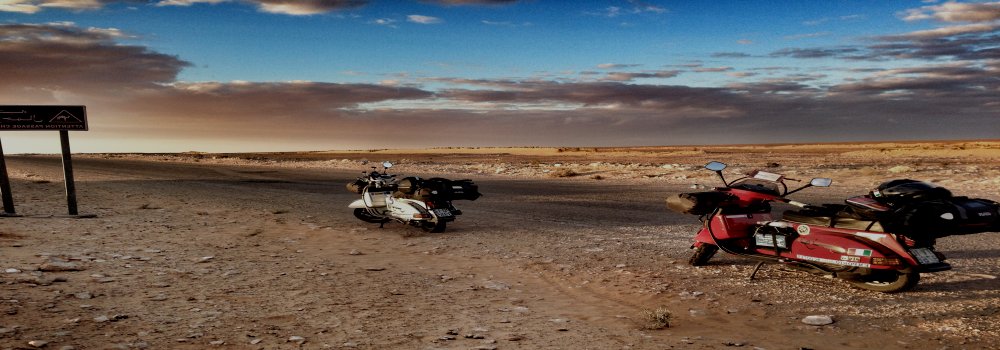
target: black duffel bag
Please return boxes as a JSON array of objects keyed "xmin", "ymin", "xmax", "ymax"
[
  {"xmin": 887, "ymin": 196, "xmax": 1000, "ymax": 238},
  {"xmin": 421, "ymin": 178, "xmax": 482, "ymax": 201},
  {"xmin": 872, "ymin": 179, "xmax": 952, "ymax": 206}
]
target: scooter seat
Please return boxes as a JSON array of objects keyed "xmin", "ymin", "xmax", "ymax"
[
  {"xmin": 832, "ymin": 217, "xmax": 884, "ymax": 232},
  {"xmin": 782, "ymin": 210, "xmax": 832, "ymax": 226},
  {"xmin": 782, "ymin": 210, "xmax": 885, "ymax": 232}
]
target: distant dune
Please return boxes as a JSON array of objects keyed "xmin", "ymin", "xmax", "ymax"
[{"xmin": 84, "ymin": 140, "xmax": 1000, "ymax": 196}]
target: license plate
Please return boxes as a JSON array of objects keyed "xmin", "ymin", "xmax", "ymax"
[
  {"xmin": 753, "ymin": 233, "xmax": 787, "ymax": 249},
  {"xmin": 433, "ymin": 209, "xmax": 453, "ymax": 217},
  {"xmin": 910, "ymin": 248, "xmax": 940, "ymax": 264}
]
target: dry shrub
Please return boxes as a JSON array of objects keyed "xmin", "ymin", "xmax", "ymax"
[
  {"xmin": 590, "ymin": 174, "xmax": 604, "ymax": 180},
  {"xmin": 549, "ymin": 169, "xmax": 579, "ymax": 178},
  {"xmin": 641, "ymin": 307, "xmax": 671, "ymax": 330}
]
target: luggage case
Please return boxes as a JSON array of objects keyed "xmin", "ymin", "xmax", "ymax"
[{"xmin": 888, "ymin": 197, "xmax": 1000, "ymax": 237}]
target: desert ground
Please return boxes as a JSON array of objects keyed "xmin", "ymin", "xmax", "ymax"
[{"xmin": 2, "ymin": 141, "xmax": 1000, "ymax": 350}]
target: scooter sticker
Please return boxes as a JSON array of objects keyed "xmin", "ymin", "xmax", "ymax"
[
  {"xmin": 841, "ymin": 255, "xmax": 862, "ymax": 262},
  {"xmin": 796, "ymin": 254, "xmax": 871, "ymax": 268},
  {"xmin": 847, "ymin": 248, "xmax": 873, "ymax": 257},
  {"xmin": 796, "ymin": 225, "xmax": 810, "ymax": 236}
]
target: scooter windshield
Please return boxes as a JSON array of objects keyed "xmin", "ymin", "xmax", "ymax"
[{"xmin": 730, "ymin": 178, "xmax": 781, "ymax": 196}]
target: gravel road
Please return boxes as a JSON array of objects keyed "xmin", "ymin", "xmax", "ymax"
[{"xmin": 1, "ymin": 154, "xmax": 998, "ymax": 349}]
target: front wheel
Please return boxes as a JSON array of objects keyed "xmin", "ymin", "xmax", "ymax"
[
  {"xmin": 688, "ymin": 244, "xmax": 718, "ymax": 266},
  {"xmin": 421, "ymin": 219, "xmax": 447, "ymax": 233},
  {"xmin": 353, "ymin": 208, "xmax": 387, "ymax": 223},
  {"xmin": 847, "ymin": 271, "xmax": 920, "ymax": 293}
]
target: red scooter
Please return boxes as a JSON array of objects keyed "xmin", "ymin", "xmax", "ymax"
[{"xmin": 667, "ymin": 161, "xmax": 953, "ymax": 293}]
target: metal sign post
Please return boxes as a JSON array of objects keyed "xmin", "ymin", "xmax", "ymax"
[
  {"xmin": 0, "ymin": 138, "xmax": 15, "ymax": 215},
  {"xmin": 0, "ymin": 105, "xmax": 89, "ymax": 217},
  {"xmin": 59, "ymin": 130, "xmax": 78, "ymax": 215}
]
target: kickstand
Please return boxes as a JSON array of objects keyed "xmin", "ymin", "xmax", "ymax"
[
  {"xmin": 749, "ymin": 261, "xmax": 766, "ymax": 280},
  {"xmin": 379, "ymin": 221, "xmax": 386, "ymax": 229}
]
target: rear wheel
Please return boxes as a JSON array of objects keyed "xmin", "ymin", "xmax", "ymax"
[
  {"xmin": 421, "ymin": 219, "xmax": 447, "ymax": 233},
  {"xmin": 847, "ymin": 271, "xmax": 920, "ymax": 293},
  {"xmin": 689, "ymin": 244, "xmax": 718, "ymax": 266}
]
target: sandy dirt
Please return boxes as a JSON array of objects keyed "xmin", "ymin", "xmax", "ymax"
[{"xmin": 2, "ymin": 141, "xmax": 1000, "ymax": 349}]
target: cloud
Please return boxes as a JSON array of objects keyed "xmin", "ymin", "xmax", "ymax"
[
  {"xmin": 0, "ymin": 1, "xmax": 43, "ymax": 13},
  {"xmin": 436, "ymin": 81, "xmax": 741, "ymax": 113},
  {"xmin": 901, "ymin": 1, "xmax": 1000, "ymax": 23},
  {"xmin": 770, "ymin": 47, "xmax": 862, "ymax": 59},
  {"xmin": 587, "ymin": 1, "xmax": 666, "ymax": 18},
  {"xmin": 783, "ymin": 32, "xmax": 831, "ymax": 40},
  {"xmin": 596, "ymin": 63, "xmax": 642, "ymax": 69},
  {"xmin": 693, "ymin": 66, "xmax": 732, "ymax": 73},
  {"xmin": 803, "ymin": 14, "xmax": 865, "ymax": 26},
  {"xmin": 0, "ymin": 0, "xmax": 136, "ymax": 13},
  {"xmin": 737, "ymin": 39, "xmax": 753, "ymax": 45},
  {"xmin": 602, "ymin": 70, "xmax": 681, "ymax": 82},
  {"xmin": 128, "ymin": 81, "xmax": 432, "ymax": 117},
  {"xmin": 395, "ymin": 72, "xmax": 999, "ymax": 145},
  {"xmin": 1, "ymin": 0, "xmax": 369, "ymax": 15},
  {"xmin": 880, "ymin": 22, "xmax": 999, "ymax": 40},
  {"xmin": 157, "ymin": 0, "xmax": 227, "ymax": 6},
  {"xmin": 712, "ymin": 52, "xmax": 753, "ymax": 58},
  {"xmin": 421, "ymin": 0, "xmax": 519, "ymax": 5},
  {"xmin": 868, "ymin": 25, "xmax": 1000, "ymax": 61},
  {"xmin": 481, "ymin": 20, "xmax": 509, "ymax": 26},
  {"xmin": 93, "ymin": 81, "xmax": 434, "ymax": 151},
  {"xmin": 408, "ymin": 14, "xmax": 442, "ymax": 24},
  {"xmin": 2, "ymin": 19, "xmax": 998, "ymax": 151},
  {"xmin": 2, "ymin": 0, "xmax": 519, "ymax": 15},
  {"xmin": 768, "ymin": 2, "xmax": 1000, "ymax": 62},
  {"xmin": 371, "ymin": 18, "xmax": 396, "ymax": 27},
  {"xmin": 626, "ymin": 0, "xmax": 666, "ymax": 14},
  {"xmin": 250, "ymin": 0, "xmax": 368, "ymax": 15},
  {"xmin": 0, "ymin": 22, "xmax": 189, "ymax": 98},
  {"xmin": 0, "ymin": 21, "xmax": 434, "ymax": 145},
  {"xmin": 803, "ymin": 18, "xmax": 829, "ymax": 26},
  {"xmin": 831, "ymin": 62, "xmax": 999, "ymax": 96}
]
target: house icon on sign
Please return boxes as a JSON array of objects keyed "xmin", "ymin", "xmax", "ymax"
[{"xmin": 49, "ymin": 110, "xmax": 84, "ymax": 124}]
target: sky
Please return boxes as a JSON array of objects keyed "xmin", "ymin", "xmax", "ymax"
[{"xmin": 0, "ymin": 0, "xmax": 998, "ymax": 153}]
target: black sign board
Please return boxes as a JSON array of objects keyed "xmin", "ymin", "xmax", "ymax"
[
  {"xmin": 0, "ymin": 105, "xmax": 90, "ymax": 217},
  {"xmin": 0, "ymin": 105, "xmax": 87, "ymax": 131}
]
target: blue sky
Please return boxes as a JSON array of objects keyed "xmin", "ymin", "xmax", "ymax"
[{"xmin": 0, "ymin": 1, "xmax": 998, "ymax": 152}]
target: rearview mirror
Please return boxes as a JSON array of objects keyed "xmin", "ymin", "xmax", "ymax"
[
  {"xmin": 705, "ymin": 161, "xmax": 727, "ymax": 172},
  {"xmin": 810, "ymin": 178, "xmax": 832, "ymax": 187},
  {"xmin": 382, "ymin": 161, "xmax": 393, "ymax": 169}
]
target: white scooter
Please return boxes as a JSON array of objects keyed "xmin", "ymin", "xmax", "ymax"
[{"xmin": 347, "ymin": 161, "xmax": 473, "ymax": 233}]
